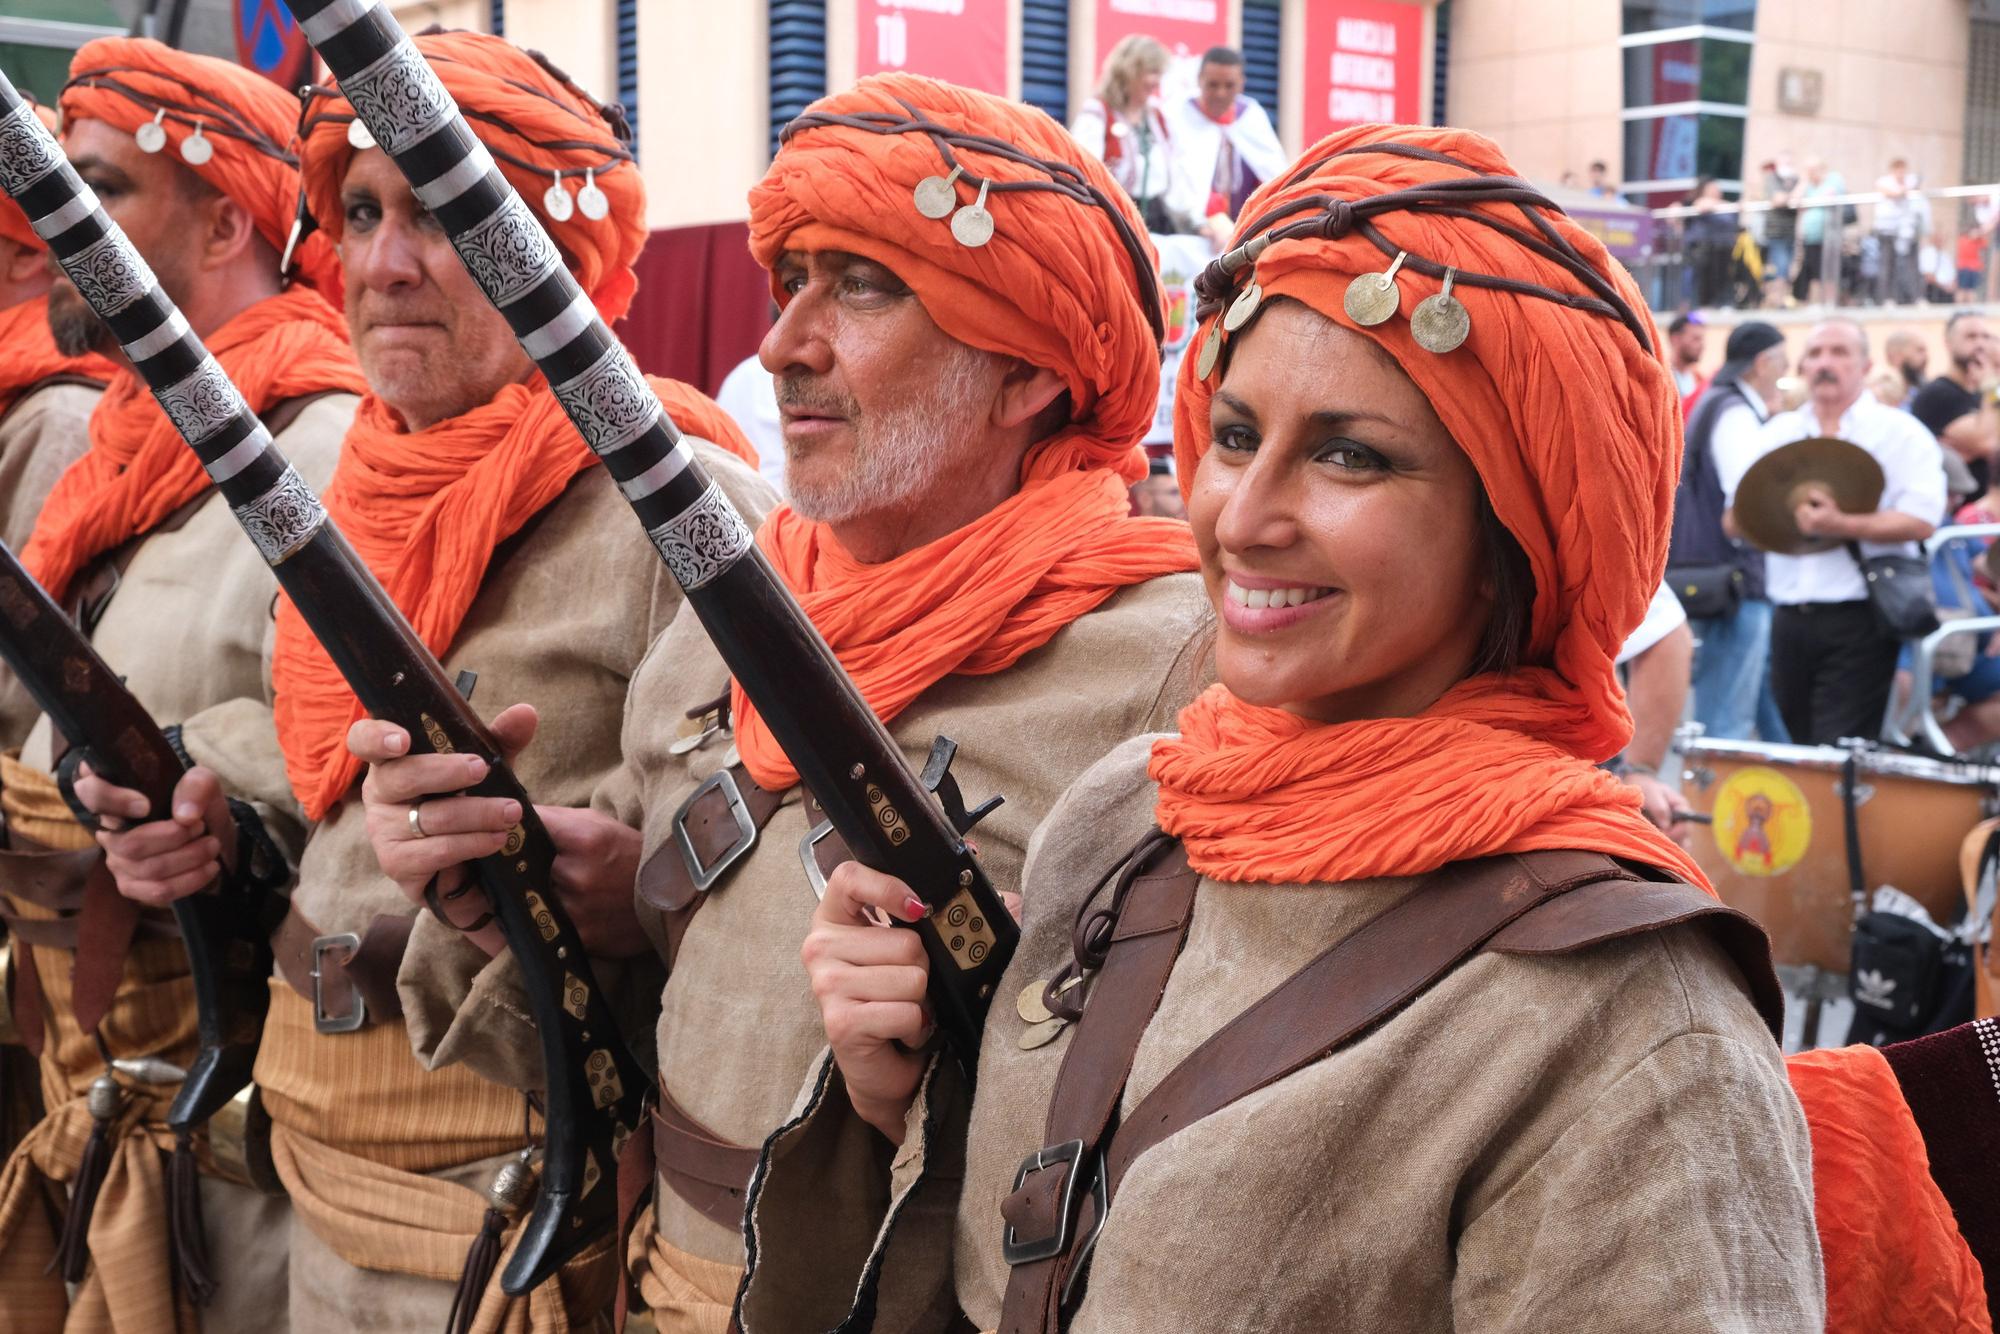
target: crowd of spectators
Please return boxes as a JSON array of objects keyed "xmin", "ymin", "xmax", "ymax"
[{"xmin": 1667, "ymin": 310, "xmax": 2000, "ymax": 756}]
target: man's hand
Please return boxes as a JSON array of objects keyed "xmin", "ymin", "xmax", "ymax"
[
  {"xmin": 1623, "ymin": 771, "xmax": 1693, "ymax": 851},
  {"xmin": 77, "ymin": 762, "xmax": 235, "ymax": 908},
  {"xmin": 535, "ymin": 804, "xmax": 644, "ymax": 958},
  {"xmin": 1793, "ymin": 485, "xmax": 1853, "ymax": 540},
  {"xmin": 803, "ymin": 862, "xmax": 936, "ymax": 1145}
]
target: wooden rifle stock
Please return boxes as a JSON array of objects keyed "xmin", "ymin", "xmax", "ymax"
[
  {"xmin": 0, "ymin": 75, "xmax": 645, "ymax": 1292},
  {"xmin": 0, "ymin": 540, "xmax": 270, "ymax": 1132},
  {"xmin": 282, "ymin": 0, "xmax": 1019, "ymax": 1083}
]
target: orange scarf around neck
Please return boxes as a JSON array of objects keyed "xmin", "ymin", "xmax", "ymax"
[
  {"xmin": 0, "ymin": 296, "xmax": 114, "ymax": 421},
  {"xmin": 1150, "ymin": 676, "xmax": 1709, "ymax": 889},
  {"xmin": 20, "ymin": 285, "xmax": 362, "ymax": 601},
  {"xmin": 729, "ymin": 461, "xmax": 1198, "ymax": 792},
  {"xmin": 272, "ymin": 374, "xmax": 756, "ymax": 819}
]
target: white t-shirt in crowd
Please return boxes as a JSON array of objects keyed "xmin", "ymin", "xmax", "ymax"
[
  {"xmin": 1707, "ymin": 381, "xmax": 1773, "ymax": 508},
  {"xmin": 1751, "ymin": 391, "xmax": 1946, "ymax": 605},
  {"xmin": 714, "ymin": 353, "xmax": 787, "ymax": 497},
  {"xmin": 1618, "ymin": 580, "xmax": 1689, "ymax": 666}
]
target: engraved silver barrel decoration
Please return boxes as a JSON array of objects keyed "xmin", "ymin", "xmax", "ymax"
[
  {"xmin": 0, "ymin": 67, "xmax": 646, "ymax": 1293},
  {"xmin": 281, "ymin": 0, "xmax": 1019, "ymax": 1106}
]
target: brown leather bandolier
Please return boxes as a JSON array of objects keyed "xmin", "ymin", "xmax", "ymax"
[{"xmin": 995, "ymin": 835, "xmax": 1781, "ymax": 1333}]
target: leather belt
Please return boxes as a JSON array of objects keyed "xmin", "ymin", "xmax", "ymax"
[
  {"xmin": 637, "ymin": 762, "xmax": 784, "ymax": 974},
  {"xmin": 0, "ymin": 910, "xmax": 177, "ymax": 950},
  {"xmin": 271, "ymin": 907, "xmax": 414, "ymax": 1034},
  {"xmin": 651, "ymin": 1080, "xmax": 761, "ymax": 1231}
]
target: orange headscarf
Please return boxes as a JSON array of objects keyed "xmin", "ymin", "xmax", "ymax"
[
  {"xmin": 0, "ymin": 297, "xmax": 114, "ymax": 423},
  {"xmin": 1146, "ymin": 125, "xmax": 1701, "ymax": 888},
  {"xmin": 59, "ymin": 37, "xmax": 341, "ymax": 297},
  {"xmin": 732, "ymin": 74, "xmax": 1196, "ymax": 790},
  {"xmin": 272, "ymin": 30, "xmax": 755, "ymax": 819}
]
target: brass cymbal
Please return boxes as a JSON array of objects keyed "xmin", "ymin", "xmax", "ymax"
[{"xmin": 1731, "ymin": 436, "xmax": 1886, "ymax": 555}]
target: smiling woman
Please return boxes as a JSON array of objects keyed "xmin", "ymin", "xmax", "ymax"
[{"xmin": 746, "ymin": 123, "xmax": 1828, "ymax": 1334}]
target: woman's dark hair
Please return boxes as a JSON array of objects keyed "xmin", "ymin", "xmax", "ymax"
[{"xmin": 1467, "ymin": 494, "xmax": 1534, "ymax": 677}]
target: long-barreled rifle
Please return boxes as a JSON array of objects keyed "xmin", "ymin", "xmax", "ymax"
[
  {"xmin": 0, "ymin": 72, "xmax": 645, "ymax": 1292},
  {"xmin": 0, "ymin": 541, "xmax": 270, "ymax": 1142},
  {"xmin": 281, "ymin": 0, "xmax": 1016, "ymax": 1082}
]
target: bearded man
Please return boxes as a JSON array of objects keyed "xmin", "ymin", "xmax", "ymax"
[
  {"xmin": 379, "ymin": 74, "xmax": 1210, "ymax": 1333},
  {"xmin": 77, "ymin": 30, "xmax": 770, "ymax": 1332},
  {"xmin": 0, "ymin": 37, "xmax": 364, "ymax": 1331}
]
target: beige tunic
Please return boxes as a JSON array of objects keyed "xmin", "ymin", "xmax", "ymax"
[
  {"xmin": 0, "ymin": 379, "xmax": 101, "ymax": 751},
  {"xmin": 401, "ymin": 565, "xmax": 1211, "ymax": 1308},
  {"xmin": 250, "ymin": 443, "xmax": 774, "ymax": 1331},
  {"xmin": 737, "ymin": 736, "xmax": 1827, "ymax": 1334}
]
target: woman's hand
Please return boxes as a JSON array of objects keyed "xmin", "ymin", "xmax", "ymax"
[
  {"xmin": 802, "ymin": 861, "xmax": 935, "ymax": 1145},
  {"xmin": 78, "ymin": 762, "xmax": 235, "ymax": 908}
]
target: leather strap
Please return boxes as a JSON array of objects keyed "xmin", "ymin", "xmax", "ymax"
[
  {"xmin": 0, "ymin": 837, "xmax": 174, "ymax": 1043},
  {"xmin": 997, "ymin": 843, "xmax": 1778, "ymax": 1332},
  {"xmin": 635, "ymin": 762, "xmax": 785, "ymax": 974},
  {"xmin": 269, "ymin": 906, "xmax": 413, "ymax": 1025},
  {"xmin": 652, "ymin": 1080, "xmax": 762, "ymax": 1231}
]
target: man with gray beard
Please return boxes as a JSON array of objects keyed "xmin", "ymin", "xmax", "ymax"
[{"xmin": 387, "ymin": 74, "xmax": 1210, "ymax": 1331}]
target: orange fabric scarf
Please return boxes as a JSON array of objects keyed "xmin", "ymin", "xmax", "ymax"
[
  {"xmin": 272, "ymin": 375, "xmax": 756, "ymax": 819},
  {"xmin": 1151, "ymin": 679, "xmax": 1708, "ymax": 888},
  {"xmin": 19, "ymin": 286, "xmax": 362, "ymax": 601},
  {"xmin": 0, "ymin": 296, "xmax": 114, "ymax": 422},
  {"xmin": 730, "ymin": 459, "xmax": 1197, "ymax": 792}
]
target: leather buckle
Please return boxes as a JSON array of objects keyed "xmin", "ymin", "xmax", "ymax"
[
  {"xmin": 309, "ymin": 932, "xmax": 365, "ymax": 1033},
  {"xmin": 1002, "ymin": 1139, "xmax": 1102, "ymax": 1265},
  {"xmin": 799, "ymin": 818, "xmax": 838, "ymax": 899},
  {"xmin": 672, "ymin": 768, "xmax": 757, "ymax": 893}
]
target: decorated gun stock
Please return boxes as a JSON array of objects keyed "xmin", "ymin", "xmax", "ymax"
[
  {"xmin": 282, "ymin": 0, "xmax": 1018, "ymax": 1081},
  {"xmin": 0, "ymin": 71, "xmax": 644, "ymax": 1293},
  {"xmin": 0, "ymin": 540, "xmax": 268, "ymax": 1137}
]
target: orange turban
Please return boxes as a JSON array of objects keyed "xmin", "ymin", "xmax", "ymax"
[
  {"xmin": 59, "ymin": 37, "xmax": 339, "ymax": 296},
  {"xmin": 1148, "ymin": 125, "xmax": 1702, "ymax": 888},
  {"xmin": 0, "ymin": 103, "xmax": 58, "ymax": 253},
  {"xmin": 748, "ymin": 72, "xmax": 1163, "ymax": 485},
  {"xmin": 726, "ymin": 74, "xmax": 1196, "ymax": 792},
  {"xmin": 298, "ymin": 29, "xmax": 645, "ymax": 324}
]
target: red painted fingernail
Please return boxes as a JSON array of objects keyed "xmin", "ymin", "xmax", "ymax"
[{"xmin": 903, "ymin": 895, "xmax": 929, "ymax": 922}]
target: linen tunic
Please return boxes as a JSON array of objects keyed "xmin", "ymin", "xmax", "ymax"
[{"xmin": 737, "ymin": 735, "xmax": 1827, "ymax": 1334}]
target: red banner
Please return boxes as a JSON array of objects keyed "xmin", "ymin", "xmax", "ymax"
[
  {"xmin": 856, "ymin": 0, "xmax": 1008, "ymax": 96},
  {"xmin": 1302, "ymin": 0, "xmax": 1424, "ymax": 144},
  {"xmin": 1094, "ymin": 0, "xmax": 1228, "ymax": 67}
]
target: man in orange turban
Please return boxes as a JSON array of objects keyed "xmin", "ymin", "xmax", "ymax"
[
  {"xmin": 0, "ymin": 100, "xmax": 114, "ymax": 748},
  {"xmin": 74, "ymin": 28, "xmax": 767, "ymax": 1332},
  {"xmin": 0, "ymin": 37, "xmax": 364, "ymax": 1333},
  {"xmin": 377, "ymin": 72, "xmax": 1205, "ymax": 1331}
]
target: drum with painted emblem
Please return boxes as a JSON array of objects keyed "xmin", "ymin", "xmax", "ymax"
[{"xmin": 1679, "ymin": 734, "xmax": 2000, "ymax": 972}]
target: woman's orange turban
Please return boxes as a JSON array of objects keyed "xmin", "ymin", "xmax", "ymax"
[
  {"xmin": 1174, "ymin": 125, "xmax": 1678, "ymax": 766},
  {"xmin": 298, "ymin": 29, "xmax": 645, "ymax": 324},
  {"xmin": 748, "ymin": 72, "xmax": 1164, "ymax": 484},
  {"xmin": 59, "ymin": 37, "xmax": 339, "ymax": 296}
]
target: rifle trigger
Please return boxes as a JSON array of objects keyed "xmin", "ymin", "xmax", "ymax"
[
  {"xmin": 921, "ymin": 735, "xmax": 1004, "ymax": 836},
  {"xmin": 454, "ymin": 670, "xmax": 478, "ymax": 701}
]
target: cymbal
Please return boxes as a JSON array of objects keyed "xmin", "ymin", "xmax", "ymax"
[{"xmin": 1731, "ymin": 436, "xmax": 1885, "ymax": 555}]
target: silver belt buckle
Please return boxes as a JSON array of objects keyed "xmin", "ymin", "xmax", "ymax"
[
  {"xmin": 309, "ymin": 932, "xmax": 365, "ymax": 1033},
  {"xmin": 672, "ymin": 768, "xmax": 758, "ymax": 892},
  {"xmin": 799, "ymin": 818, "xmax": 839, "ymax": 899}
]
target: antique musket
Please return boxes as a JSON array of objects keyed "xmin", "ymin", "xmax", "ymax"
[
  {"xmin": 0, "ymin": 541, "xmax": 270, "ymax": 1140},
  {"xmin": 0, "ymin": 72, "xmax": 645, "ymax": 1292},
  {"xmin": 283, "ymin": 0, "xmax": 1017, "ymax": 1071}
]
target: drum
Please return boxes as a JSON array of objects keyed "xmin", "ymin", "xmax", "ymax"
[{"xmin": 1679, "ymin": 736, "xmax": 2000, "ymax": 972}]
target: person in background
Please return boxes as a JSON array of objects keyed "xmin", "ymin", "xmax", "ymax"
[
  {"xmin": 1670, "ymin": 321, "xmax": 1791, "ymax": 744},
  {"xmin": 1071, "ymin": 35, "xmax": 1196, "ymax": 235},
  {"xmin": 1762, "ymin": 154, "xmax": 1800, "ymax": 308},
  {"xmin": 1614, "ymin": 581, "xmax": 1695, "ymax": 843},
  {"xmin": 1164, "ymin": 46, "xmax": 1287, "ymax": 249},
  {"xmin": 1884, "ymin": 328, "xmax": 1929, "ymax": 407},
  {"xmin": 1910, "ymin": 310, "xmax": 1999, "ymax": 495},
  {"xmin": 1956, "ymin": 221, "xmax": 1988, "ymax": 305},
  {"xmin": 1667, "ymin": 310, "xmax": 1708, "ymax": 408},
  {"xmin": 1587, "ymin": 158, "xmax": 1615, "ymax": 198},
  {"xmin": 1747, "ymin": 319, "xmax": 1945, "ymax": 744},
  {"xmin": 714, "ymin": 348, "xmax": 787, "ymax": 496},
  {"xmin": 1874, "ymin": 157, "xmax": 1923, "ymax": 306},
  {"xmin": 1794, "ymin": 156, "xmax": 1846, "ymax": 305},
  {"xmin": 1685, "ymin": 177, "xmax": 1737, "ymax": 309}
]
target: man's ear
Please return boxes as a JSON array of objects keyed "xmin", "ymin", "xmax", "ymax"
[
  {"xmin": 2, "ymin": 239, "xmax": 43, "ymax": 288},
  {"xmin": 200, "ymin": 193, "xmax": 262, "ymax": 271},
  {"xmin": 992, "ymin": 358, "xmax": 1068, "ymax": 432}
]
